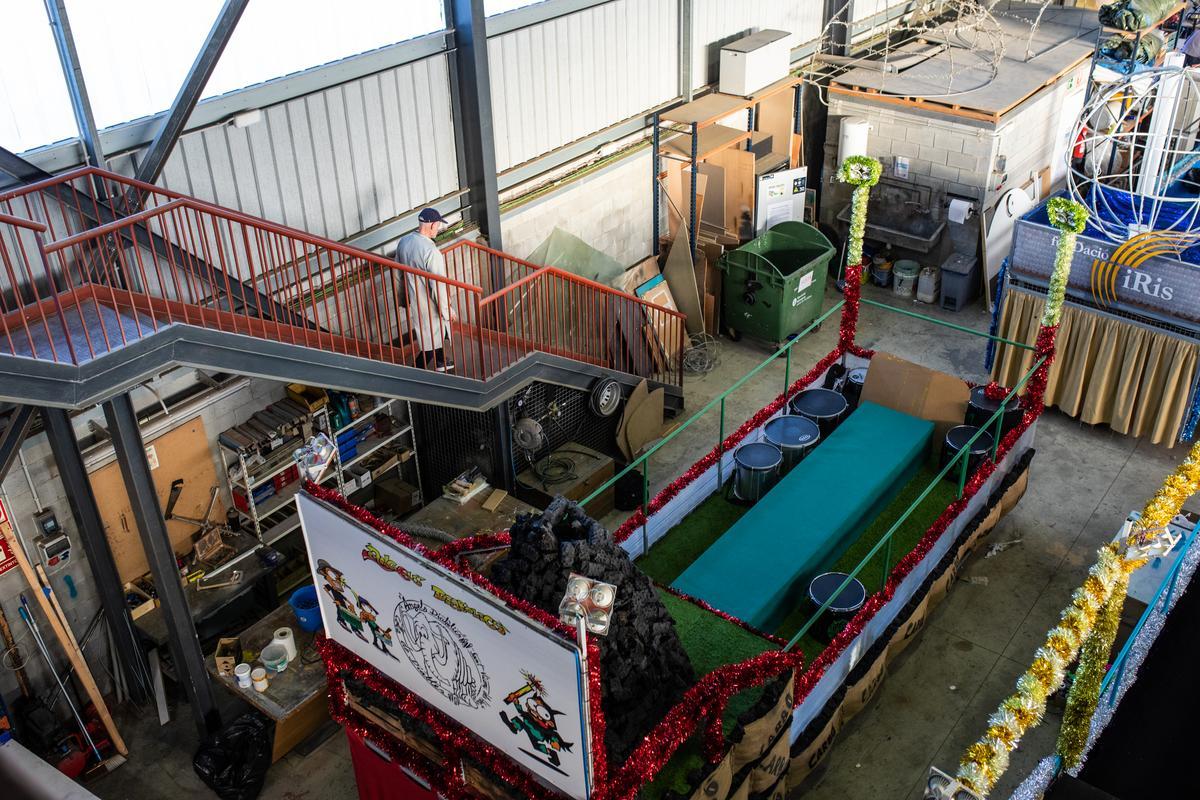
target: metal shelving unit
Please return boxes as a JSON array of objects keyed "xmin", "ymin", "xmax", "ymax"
[
  {"xmin": 218, "ymin": 396, "xmax": 422, "ymax": 549},
  {"xmin": 652, "ymin": 76, "xmax": 803, "ymax": 256}
]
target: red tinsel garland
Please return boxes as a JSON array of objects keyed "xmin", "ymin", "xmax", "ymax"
[
  {"xmin": 603, "ymin": 650, "xmax": 803, "ymax": 800},
  {"xmin": 587, "ymin": 639, "xmax": 608, "ymax": 794},
  {"xmin": 839, "ymin": 263, "xmax": 876, "ymax": 359}
]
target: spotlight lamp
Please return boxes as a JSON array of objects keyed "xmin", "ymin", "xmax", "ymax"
[
  {"xmin": 559, "ymin": 573, "xmax": 618, "ymax": 636},
  {"xmin": 924, "ymin": 768, "xmax": 983, "ymax": 800}
]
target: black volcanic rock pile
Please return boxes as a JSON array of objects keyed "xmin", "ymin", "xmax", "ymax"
[{"xmin": 491, "ymin": 497, "xmax": 695, "ymax": 762}]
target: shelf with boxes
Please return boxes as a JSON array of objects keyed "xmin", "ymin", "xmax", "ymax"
[{"xmin": 218, "ymin": 385, "xmax": 422, "ymax": 546}]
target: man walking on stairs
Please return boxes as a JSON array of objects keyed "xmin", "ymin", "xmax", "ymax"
[{"xmin": 394, "ymin": 208, "xmax": 456, "ymax": 371}]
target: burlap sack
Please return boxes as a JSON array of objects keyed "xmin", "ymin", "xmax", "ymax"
[
  {"xmin": 1000, "ymin": 469, "xmax": 1029, "ymax": 516},
  {"xmin": 753, "ymin": 771, "xmax": 789, "ymax": 800},
  {"xmin": 840, "ymin": 652, "xmax": 886, "ymax": 718},
  {"xmin": 885, "ymin": 594, "xmax": 930, "ymax": 665},
  {"xmin": 727, "ymin": 775, "xmax": 751, "ymax": 800},
  {"xmin": 748, "ymin": 728, "xmax": 791, "ymax": 794},
  {"xmin": 688, "ymin": 749, "xmax": 735, "ymax": 800},
  {"xmin": 731, "ymin": 674, "xmax": 795, "ymax": 773},
  {"xmin": 787, "ymin": 706, "xmax": 843, "ymax": 791}
]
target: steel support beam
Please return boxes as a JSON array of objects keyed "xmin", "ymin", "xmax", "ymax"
[
  {"xmin": 824, "ymin": 0, "xmax": 851, "ymax": 58},
  {"xmin": 44, "ymin": 0, "xmax": 105, "ymax": 170},
  {"xmin": 447, "ymin": 0, "xmax": 503, "ymax": 252},
  {"xmin": 678, "ymin": 0, "xmax": 693, "ymax": 103},
  {"xmin": 0, "ymin": 406, "xmax": 35, "ymax": 486},
  {"xmin": 0, "ymin": 146, "xmax": 306, "ymax": 329},
  {"xmin": 135, "ymin": 0, "xmax": 249, "ymax": 188},
  {"xmin": 42, "ymin": 408, "xmax": 150, "ymax": 704},
  {"xmin": 102, "ymin": 394, "xmax": 217, "ymax": 737}
]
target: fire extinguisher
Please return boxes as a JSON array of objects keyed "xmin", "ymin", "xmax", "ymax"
[{"xmin": 1073, "ymin": 126, "xmax": 1087, "ymax": 160}]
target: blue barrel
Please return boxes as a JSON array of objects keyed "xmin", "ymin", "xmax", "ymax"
[{"xmin": 763, "ymin": 415, "xmax": 820, "ymax": 472}]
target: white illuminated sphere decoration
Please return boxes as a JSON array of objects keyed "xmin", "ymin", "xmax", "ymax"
[{"xmin": 1068, "ymin": 65, "xmax": 1200, "ymax": 243}]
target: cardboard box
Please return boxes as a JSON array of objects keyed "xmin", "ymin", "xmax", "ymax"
[
  {"xmin": 286, "ymin": 383, "xmax": 328, "ymax": 412},
  {"xmin": 126, "ymin": 583, "xmax": 159, "ymax": 621},
  {"xmin": 374, "ymin": 477, "xmax": 420, "ymax": 516},
  {"xmin": 369, "ymin": 453, "xmax": 400, "ymax": 481},
  {"xmin": 860, "ymin": 352, "xmax": 970, "ymax": 461},
  {"xmin": 215, "ymin": 636, "xmax": 241, "ymax": 676}
]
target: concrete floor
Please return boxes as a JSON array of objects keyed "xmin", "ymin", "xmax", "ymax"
[{"xmin": 87, "ymin": 283, "xmax": 1184, "ymax": 799}]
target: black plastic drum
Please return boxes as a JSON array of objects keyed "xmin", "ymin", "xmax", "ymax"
[
  {"xmin": 763, "ymin": 415, "xmax": 820, "ymax": 473},
  {"xmin": 842, "ymin": 367, "xmax": 868, "ymax": 410},
  {"xmin": 614, "ymin": 465, "xmax": 643, "ymax": 511},
  {"xmin": 789, "ymin": 388, "xmax": 849, "ymax": 438},
  {"xmin": 965, "ymin": 386, "xmax": 1025, "ymax": 437},
  {"xmin": 940, "ymin": 425, "xmax": 995, "ymax": 483},
  {"xmin": 808, "ymin": 571, "xmax": 867, "ymax": 642},
  {"xmin": 732, "ymin": 442, "xmax": 782, "ymax": 503}
]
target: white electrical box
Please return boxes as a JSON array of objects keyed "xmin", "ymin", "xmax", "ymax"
[{"xmin": 719, "ymin": 29, "xmax": 791, "ymax": 97}]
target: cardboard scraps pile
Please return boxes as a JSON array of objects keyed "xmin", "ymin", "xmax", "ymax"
[{"xmin": 615, "ymin": 379, "xmax": 666, "ymax": 461}]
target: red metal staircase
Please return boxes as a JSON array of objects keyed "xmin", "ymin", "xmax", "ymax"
[{"xmin": 0, "ymin": 168, "xmax": 684, "ymax": 409}]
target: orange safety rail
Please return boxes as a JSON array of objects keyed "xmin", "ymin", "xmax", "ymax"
[{"xmin": 1, "ymin": 167, "xmax": 685, "ymax": 388}]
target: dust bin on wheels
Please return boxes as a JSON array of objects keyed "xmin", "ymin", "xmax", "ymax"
[{"xmin": 719, "ymin": 221, "xmax": 834, "ymax": 343}]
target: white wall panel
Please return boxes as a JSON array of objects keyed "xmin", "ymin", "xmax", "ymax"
[
  {"xmin": 690, "ymin": 0, "xmax": 824, "ymax": 90},
  {"xmin": 145, "ymin": 55, "xmax": 458, "ymax": 244},
  {"xmin": 489, "ymin": 0, "xmax": 679, "ymax": 171},
  {"xmin": 852, "ymin": 0, "xmax": 918, "ymax": 24}
]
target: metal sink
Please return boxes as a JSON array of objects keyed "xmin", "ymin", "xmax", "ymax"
[{"xmin": 836, "ymin": 180, "xmax": 947, "ymax": 253}]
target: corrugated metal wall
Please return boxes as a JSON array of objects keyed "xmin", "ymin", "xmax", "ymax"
[
  {"xmin": 488, "ymin": 0, "xmax": 679, "ymax": 172},
  {"xmin": 690, "ymin": 0, "xmax": 824, "ymax": 90},
  {"xmin": 112, "ymin": 55, "xmax": 459, "ymax": 244},
  {"xmin": 852, "ymin": 0, "xmax": 916, "ymax": 24}
]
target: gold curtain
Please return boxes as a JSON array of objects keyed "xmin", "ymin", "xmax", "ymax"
[{"xmin": 992, "ymin": 289, "xmax": 1198, "ymax": 446}]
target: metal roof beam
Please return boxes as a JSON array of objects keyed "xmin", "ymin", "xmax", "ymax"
[
  {"xmin": 135, "ymin": 0, "xmax": 249, "ymax": 188},
  {"xmin": 43, "ymin": 0, "xmax": 104, "ymax": 169}
]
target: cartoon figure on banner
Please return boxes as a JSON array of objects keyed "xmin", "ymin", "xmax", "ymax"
[
  {"xmin": 357, "ymin": 597, "xmax": 398, "ymax": 659},
  {"xmin": 499, "ymin": 670, "xmax": 574, "ymax": 772},
  {"xmin": 317, "ymin": 560, "xmax": 367, "ymax": 641},
  {"xmin": 394, "ymin": 596, "xmax": 490, "ymax": 708}
]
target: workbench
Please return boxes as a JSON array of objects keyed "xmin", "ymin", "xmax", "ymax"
[
  {"xmin": 207, "ymin": 604, "xmax": 330, "ymax": 762},
  {"xmin": 516, "ymin": 442, "xmax": 615, "ymax": 517},
  {"xmin": 402, "ymin": 491, "xmax": 539, "ymax": 543}
]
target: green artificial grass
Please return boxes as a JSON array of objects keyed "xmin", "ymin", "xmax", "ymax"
[{"xmin": 637, "ymin": 490, "xmax": 748, "ymax": 585}]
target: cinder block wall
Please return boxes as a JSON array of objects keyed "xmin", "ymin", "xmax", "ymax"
[
  {"xmin": 501, "ymin": 150, "xmax": 653, "ymax": 269},
  {"xmin": 0, "ymin": 373, "xmax": 284, "ymax": 701}
]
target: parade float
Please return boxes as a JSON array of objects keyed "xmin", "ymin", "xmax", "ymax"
[{"xmin": 293, "ymin": 159, "xmax": 1074, "ymax": 800}]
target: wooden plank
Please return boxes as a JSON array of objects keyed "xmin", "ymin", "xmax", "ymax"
[
  {"xmin": 88, "ymin": 416, "xmax": 225, "ymax": 584},
  {"xmin": 707, "ymin": 148, "xmax": 756, "ymax": 236},
  {"xmin": 755, "ymin": 87, "xmax": 797, "ymax": 167},
  {"xmin": 662, "ymin": 124, "xmax": 752, "ymax": 162},
  {"xmin": 828, "ymin": 84, "xmax": 1000, "ymax": 123},
  {"xmin": 659, "ymin": 77, "xmax": 800, "ymax": 127},
  {"xmin": 662, "ymin": 221, "xmax": 704, "ymax": 336}
]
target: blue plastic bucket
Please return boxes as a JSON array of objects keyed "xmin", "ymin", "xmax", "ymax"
[{"xmin": 289, "ymin": 585, "xmax": 322, "ymax": 632}]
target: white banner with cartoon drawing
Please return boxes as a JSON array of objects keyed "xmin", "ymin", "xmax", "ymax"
[{"xmin": 296, "ymin": 493, "xmax": 591, "ymax": 799}]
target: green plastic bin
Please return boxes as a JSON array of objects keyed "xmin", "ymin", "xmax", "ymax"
[{"xmin": 718, "ymin": 221, "xmax": 834, "ymax": 343}]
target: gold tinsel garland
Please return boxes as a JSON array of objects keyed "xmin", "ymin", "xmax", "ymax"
[{"xmin": 958, "ymin": 439, "xmax": 1200, "ymax": 794}]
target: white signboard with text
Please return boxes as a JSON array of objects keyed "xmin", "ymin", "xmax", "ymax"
[
  {"xmin": 296, "ymin": 493, "xmax": 590, "ymax": 799},
  {"xmin": 755, "ymin": 166, "xmax": 808, "ymax": 234}
]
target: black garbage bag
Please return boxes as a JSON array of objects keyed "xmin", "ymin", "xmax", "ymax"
[{"xmin": 193, "ymin": 712, "xmax": 274, "ymax": 799}]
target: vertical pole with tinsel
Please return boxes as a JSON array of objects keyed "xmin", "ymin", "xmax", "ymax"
[
  {"xmin": 1025, "ymin": 197, "xmax": 1088, "ymax": 415},
  {"xmin": 837, "ymin": 155, "xmax": 881, "ymax": 357}
]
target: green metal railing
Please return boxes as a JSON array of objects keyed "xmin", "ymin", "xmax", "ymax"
[{"xmin": 782, "ymin": 352, "xmax": 1046, "ymax": 651}]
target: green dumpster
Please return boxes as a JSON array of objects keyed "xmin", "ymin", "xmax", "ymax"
[{"xmin": 718, "ymin": 221, "xmax": 834, "ymax": 344}]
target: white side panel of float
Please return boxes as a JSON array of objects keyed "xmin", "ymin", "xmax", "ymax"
[{"xmin": 790, "ymin": 421, "xmax": 1037, "ymax": 738}]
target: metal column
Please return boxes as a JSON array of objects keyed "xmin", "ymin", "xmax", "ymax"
[
  {"xmin": 43, "ymin": 0, "xmax": 105, "ymax": 170},
  {"xmin": 678, "ymin": 0, "xmax": 693, "ymax": 103},
  {"xmin": 135, "ymin": 0, "xmax": 249, "ymax": 188},
  {"xmin": 42, "ymin": 408, "xmax": 150, "ymax": 703},
  {"xmin": 447, "ymin": 0, "xmax": 504, "ymax": 253},
  {"xmin": 102, "ymin": 394, "xmax": 218, "ymax": 737}
]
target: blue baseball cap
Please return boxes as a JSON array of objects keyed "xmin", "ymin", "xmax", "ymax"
[{"xmin": 418, "ymin": 207, "xmax": 446, "ymax": 224}]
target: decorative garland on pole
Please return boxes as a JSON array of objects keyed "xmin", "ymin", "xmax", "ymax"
[
  {"xmin": 955, "ymin": 196, "xmax": 1093, "ymax": 794},
  {"xmin": 958, "ymin": 437, "xmax": 1200, "ymax": 793},
  {"xmin": 837, "ymin": 155, "xmax": 882, "ymax": 358},
  {"xmin": 1056, "ymin": 438, "xmax": 1200, "ymax": 769}
]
